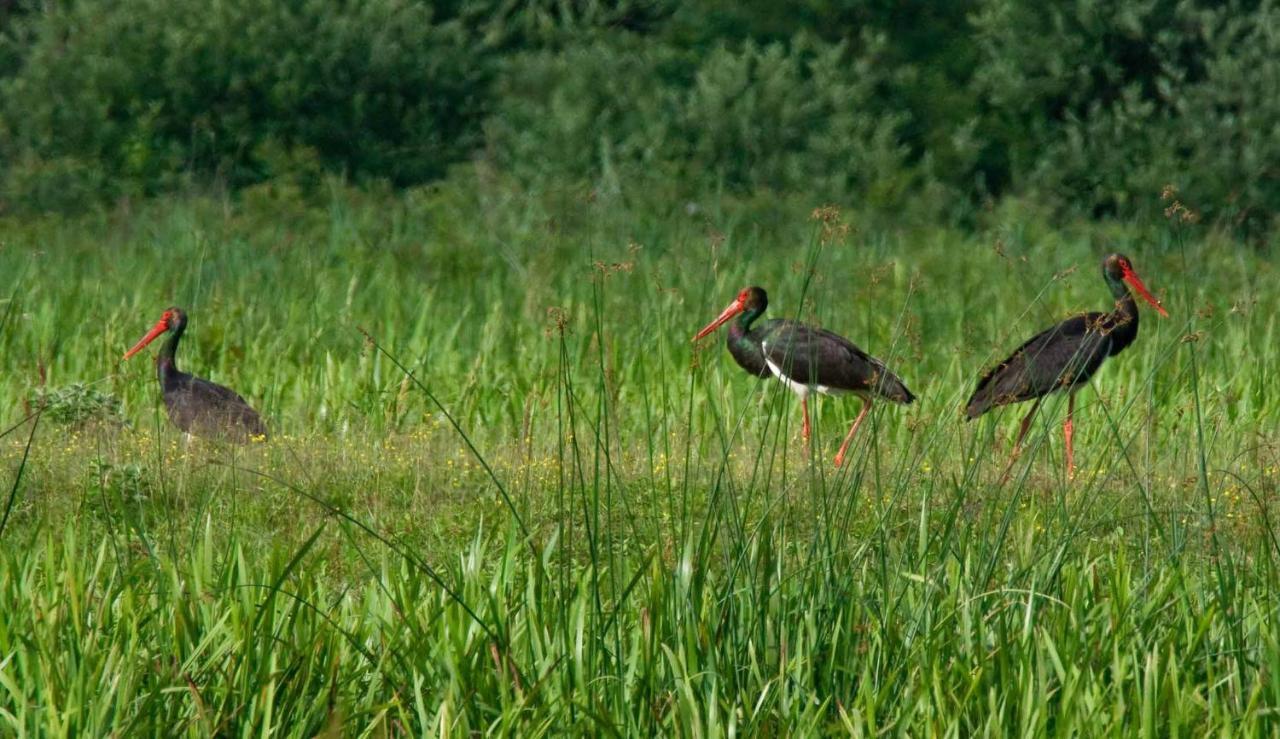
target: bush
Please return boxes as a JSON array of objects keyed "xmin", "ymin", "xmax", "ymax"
[
  {"xmin": 488, "ymin": 33, "xmax": 913, "ymax": 206},
  {"xmin": 483, "ymin": 36, "xmax": 686, "ymax": 189},
  {"xmin": 0, "ymin": 0, "xmax": 491, "ymax": 209},
  {"xmin": 1, "ymin": 0, "xmax": 1276, "ymax": 233},
  {"xmin": 971, "ymin": 0, "xmax": 1280, "ymax": 234},
  {"xmin": 27, "ymin": 384, "xmax": 126, "ymax": 428},
  {"xmin": 680, "ymin": 34, "xmax": 911, "ymax": 203}
]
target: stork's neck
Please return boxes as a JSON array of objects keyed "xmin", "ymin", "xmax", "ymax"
[
  {"xmin": 731, "ymin": 306, "xmax": 765, "ymax": 336},
  {"xmin": 725, "ymin": 306, "xmax": 771, "ymax": 377},
  {"xmin": 1113, "ymin": 292, "xmax": 1138, "ymax": 320},
  {"xmin": 727, "ymin": 307, "xmax": 762, "ymax": 349},
  {"xmin": 1106, "ymin": 282, "xmax": 1140, "ymax": 355},
  {"xmin": 1106, "ymin": 273, "xmax": 1139, "ymax": 321},
  {"xmin": 156, "ymin": 325, "xmax": 183, "ymax": 382}
]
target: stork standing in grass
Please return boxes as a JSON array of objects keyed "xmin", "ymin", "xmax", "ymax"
[
  {"xmin": 693, "ymin": 286, "xmax": 915, "ymax": 467},
  {"xmin": 965, "ymin": 254, "xmax": 1167, "ymax": 477},
  {"xmin": 123, "ymin": 306, "xmax": 268, "ymax": 442}
]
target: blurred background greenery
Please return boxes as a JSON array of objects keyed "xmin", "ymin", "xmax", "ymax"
[{"xmin": 1, "ymin": 0, "xmax": 1275, "ymax": 235}]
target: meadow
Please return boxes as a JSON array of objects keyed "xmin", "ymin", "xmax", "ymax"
[{"xmin": 1, "ymin": 178, "xmax": 1278, "ymax": 735}]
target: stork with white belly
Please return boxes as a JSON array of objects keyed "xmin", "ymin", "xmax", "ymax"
[{"xmin": 693, "ymin": 286, "xmax": 916, "ymax": 467}]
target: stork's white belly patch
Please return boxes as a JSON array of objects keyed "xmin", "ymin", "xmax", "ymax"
[{"xmin": 764, "ymin": 357, "xmax": 842, "ymax": 397}]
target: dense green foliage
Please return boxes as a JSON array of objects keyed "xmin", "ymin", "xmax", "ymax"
[
  {"xmin": 1, "ymin": 0, "xmax": 1277, "ymax": 231},
  {"xmin": 0, "ymin": 0, "xmax": 488, "ymax": 208},
  {"xmin": 2, "ymin": 0, "xmax": 1278, "ymax": 730},
  {"xmin": 1, "ymin": 181, "xmax": 1278, "ymax": 732},
  {"xmin": 971, "ymin": 0, "xmax": 1280, "ymax": 233}
]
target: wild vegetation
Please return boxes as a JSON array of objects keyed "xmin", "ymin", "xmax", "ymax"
[
  {"xmin": 2, "ymin": 177, "xmax": 1278, "ymax": 733},
  {"xmin": 2, "ymin": 0, "xmax": 1278, "ymax": 734},
  {"xmin": 2, "ymin": 0, "xmax": 1278, "ymax": 234}
]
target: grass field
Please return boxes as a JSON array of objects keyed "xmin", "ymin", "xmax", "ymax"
[{"xmin": 1, "ymin": 178, "xmax": 1278, "ymax": 734}]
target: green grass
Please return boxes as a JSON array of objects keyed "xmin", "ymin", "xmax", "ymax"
[{"xmin": 1, "ymin": 178, "xmax": 1278, "ymax": 734}]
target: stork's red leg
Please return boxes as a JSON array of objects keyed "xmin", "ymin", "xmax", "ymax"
[
  {"xmin": 1064, "ymin": 391, "xmax": 1076, "ymax": 479},
  {"xmin": 1000, "ymin": 396, "xmax": 1044, "ymax": 483},
  {"xmin": 1012, "ymin": 396, "xmax": 1043, "ymax": 456},
  {"xmin": 834, "ymin": 400, "xmax": 871, "ymax": 468},
  {"xmin": 800, "ymin": 395, "xmax": 813, "ymax": 459}
]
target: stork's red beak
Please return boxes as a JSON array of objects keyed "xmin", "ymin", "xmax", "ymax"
[
  {"xmin": 1121, "ymin": 266, "xmax": 1169, "ymax": 317},
  {"xmin": 693, "ymin": 297, "xmax": 745, "ymax": 342},
  {"xmin": 123, "ymin": 315, "xmax": 170, "ymax": 360}
]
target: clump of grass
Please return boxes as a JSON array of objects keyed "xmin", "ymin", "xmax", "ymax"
[{"xmin": 26, "ymin": 383, "xmax": 126, "ymax": 428}]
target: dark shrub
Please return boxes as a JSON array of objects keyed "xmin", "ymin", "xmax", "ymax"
[
  {"xmin": 488, "ymin": 33, "xmax": 913, "ymax": 206},
  {"xmin": 0, "ymin": 0, "xmax": 491, "ymax": 209},
  {"xmin": 971, "ymin": 0, "xmax": 1280, "ymax": 233}
]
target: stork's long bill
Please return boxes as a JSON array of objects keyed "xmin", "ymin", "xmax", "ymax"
[
  {"xmin": 692, "ymin": 295, "xmax": 746, "ymax": 342},
  {"xmin": 122, "ymin": 312, "xmax": 173, "ymax": 360},
  {"xmin": 1121, "ymin": 264, "xmax": 1169, "ymax": 317}
]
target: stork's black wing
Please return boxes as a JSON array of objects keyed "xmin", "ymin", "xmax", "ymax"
[
  {"xmin": 165, "ymin": 373, "xmax": 268, "ymax": 441},
  {"xmin": 759, "ymin": 322, "xmax": 915, "ymax": 403},
  {"xmin": 965, "ymin": 312, "xmax": 1114, "ymax": 419}
]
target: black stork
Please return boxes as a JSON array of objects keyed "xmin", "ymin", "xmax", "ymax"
[
  {"xmin": 965, "ymin": 253, "xmax": 1167, "ymax": 477},
  {"xmin": 122, "ymin": 306, "xmax": 268, "ymax": 442},
  {"xmin": 692, "ymin": 286, "xmax": 915, "ymax": 467}
]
